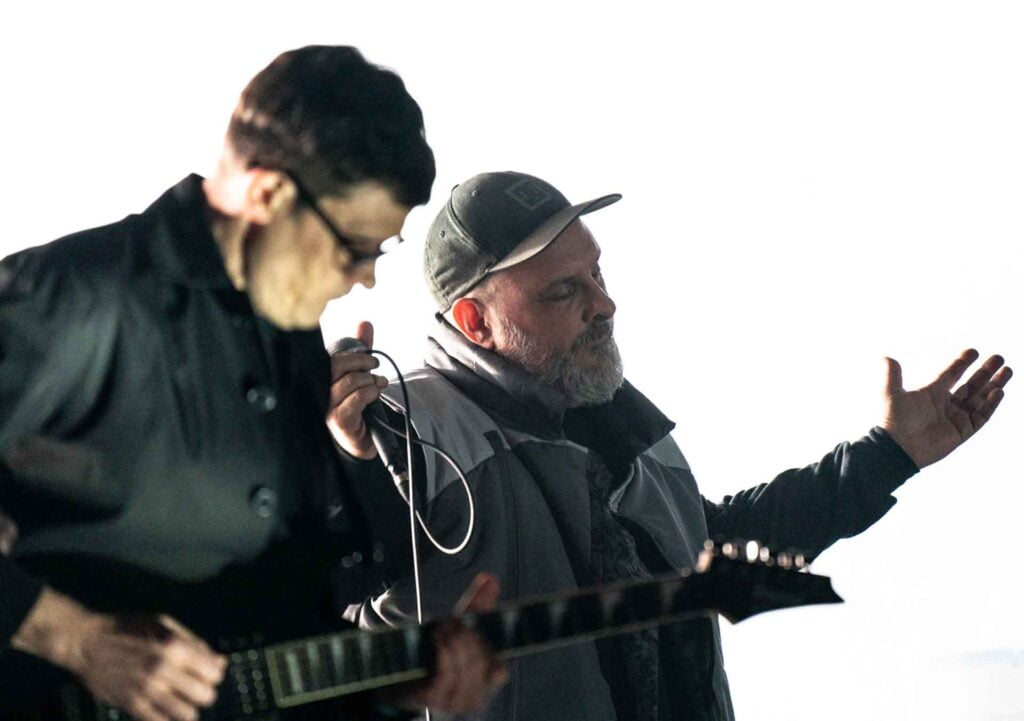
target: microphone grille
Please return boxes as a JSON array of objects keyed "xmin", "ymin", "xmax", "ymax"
[{"xmin": 326, "ymin": 337, "xmax": 368, "ymax": 356}]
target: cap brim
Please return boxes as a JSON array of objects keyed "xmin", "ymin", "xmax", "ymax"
[{"xmin": 486, "ymin": 193, "xmax": 622, "ymax": 273}]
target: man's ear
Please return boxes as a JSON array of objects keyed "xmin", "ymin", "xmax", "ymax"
[
  {"xmin": 451, "ymin": 297, "xmax": 496, "ymax": 350},
  {"xmin": 242, "ymin": 169, "xmax": 296, "ymax": 226}
]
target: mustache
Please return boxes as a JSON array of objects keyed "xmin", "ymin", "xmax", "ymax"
[{"xmin": 571, "ymin": 319, "xmax": 614, "ymax": 351}]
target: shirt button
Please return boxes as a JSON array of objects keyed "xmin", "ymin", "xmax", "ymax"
[
  {"xmin": 340, "ymin": 551, "xmax": 364, "ymax": 569},
  {"xmin": 248, "ymin": 486, "xmax": 278, "ymax": 519},
  {"xmin": 231, "ymin": 315, "xmax": 254, "ymax": 331},
  {"xmin": 245, "ymin": 386, "xmax": 277, "ymax": 412}
]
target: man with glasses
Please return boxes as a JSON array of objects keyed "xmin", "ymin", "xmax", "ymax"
[{"xmin": 0, "ymin": 46, "xmax": 504, "ymax": 721}]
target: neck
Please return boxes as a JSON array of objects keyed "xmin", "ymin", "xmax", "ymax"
[{"xmin": 202, "ymin": 177, "xmax": 251, "ymax": 292}]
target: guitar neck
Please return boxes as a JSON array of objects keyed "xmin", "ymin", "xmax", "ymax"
[{"xmin": 249, "ymin": 544, "xmax": 841, "ymax": 713}]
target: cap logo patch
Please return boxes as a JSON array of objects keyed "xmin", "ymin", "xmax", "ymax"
[{"xmin": 505, "ymin": 178, "xmax": 554, "ymax": 211}]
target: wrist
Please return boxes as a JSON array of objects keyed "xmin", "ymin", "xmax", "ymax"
[
  {"xmin": 328, "ymin": 420, "xmax": 379, "ymax": 460},
  {"xmin": 878, "ymin": 422, "xmax": 927, "ymax": 468},
  {"xmin": 11, "ymin": 587, "xmax": 108, "ymax": 672}
]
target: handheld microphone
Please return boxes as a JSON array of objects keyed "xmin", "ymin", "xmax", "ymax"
[{"xmin": 328, "ymin": 338, "xmax": 410, "ymax": 489}]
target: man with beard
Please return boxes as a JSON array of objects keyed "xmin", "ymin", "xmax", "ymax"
[{"xmin": 329, "ymin": 170, "xmax": 1011, "ymax": 721}]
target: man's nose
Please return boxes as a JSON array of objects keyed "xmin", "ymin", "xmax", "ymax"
[
  {"xmin": 585, "ymin": 283, "xmax": 616, "ymax": 323},
  {"xmin": 356, "ymin": 261, "xmax": 377, "ymax": 290}
]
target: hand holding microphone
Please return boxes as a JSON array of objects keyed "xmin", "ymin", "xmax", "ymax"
[
  {"xmin": 326, "ymin": 320, "xmax": 390, "ymax": 460},
  {"xmin": 328, "ymin": 322, "xmax": 475, "ymax": 557}
]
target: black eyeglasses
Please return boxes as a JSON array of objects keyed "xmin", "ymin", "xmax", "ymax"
[{"xmin": 285, "ymin": 172, "xmax": 398, "ymax": 264}]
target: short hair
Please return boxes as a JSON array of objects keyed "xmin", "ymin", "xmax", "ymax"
[{"xmin": 226, "ymin": 45, "xmax": 435, "ymax": 207}]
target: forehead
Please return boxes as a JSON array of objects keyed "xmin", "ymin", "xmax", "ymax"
[
  {"xmin": 321, "ymin": 181, "xmax": 410, "ymax": 240},
  {"xmin": 503, "ymin": 220, "xmax": 600, "ymax": 283}
]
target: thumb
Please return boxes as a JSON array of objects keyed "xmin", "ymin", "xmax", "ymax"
[
  {"xmin": 356, "ymin": 320, "xmax": 375, "ymax": 350},
  {"xmin": 883, "ymin": 357, "xmax": 903, "ymax": 398},
  {"xmin": 456, "ymin": 573, "xmax": 501, "ymax": 614}
]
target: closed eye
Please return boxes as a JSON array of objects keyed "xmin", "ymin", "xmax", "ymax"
[{"xmin": 542, "ymin": 280, "xmax": 581, "ymax": 302}]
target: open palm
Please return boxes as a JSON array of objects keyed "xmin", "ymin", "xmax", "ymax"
[{"xmin": 881, "ymin": 349, "xmax": 1012, "ymax": 468}]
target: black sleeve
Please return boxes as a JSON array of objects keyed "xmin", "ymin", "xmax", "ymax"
[
  {"xmin": 703, "ymin": 427, "xmax": 919, "ymax": 558},
  {"xmin": 0, "ymin": 248, "xmax": 116, "ymax": 649},
  {"xmin": 332, "ymin": 403, "xmax": 427, "ymax": 606},
  {"xmin": 0, "ymin": 557, "xmax": 44, "ymax": 646}
]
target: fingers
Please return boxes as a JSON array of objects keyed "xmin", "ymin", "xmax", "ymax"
[
  {"xmin": 456, "ymin": 572, "xmax": 501, "ymax": 614},
  {"xmin": 76, "ymin": 615, "xmax": 226, "ymax": 721},
  {"xmin": 329, "ymin": 368, "xmax": 388, "ymax": 410},
  {"xmin": 355, "ymin": 320, "xmax": 374, "ymax": 350},
  {"xmin": 883, "ymin": 357, "xmax": 903, "ymax": 398},
  {"xmin": 146, "ymin": 619, "xmax": 226, "ymax": 700},
  {"xmin": 149, "ymin": 640, "xmax": 223, "ymax": 705},
  {"xmin": 932, "ymin": 348, "xmax": 981, "ymax": 391},
  {"xmin": 420, "ymin": 622, "xmax": 507, "ymax": 713},
  {"xmin": 970, "ymin": 363, "xmax": 1011, "ymax": 427},
  {"xmin": 972, "ymin": 387, "xmax": 1007, "ymax": 428},
  {"xmin": 329, "ymin": 345, "xmax": 380, "ymax": 383},
  {"xmin": 953, "ymin": 353, "xmax": 1006, "ymax": 400}
]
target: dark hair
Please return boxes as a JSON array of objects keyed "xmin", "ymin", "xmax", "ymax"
[{"xmin": 226, "ymin": 45, "xmax": 435, "ymax": 207}]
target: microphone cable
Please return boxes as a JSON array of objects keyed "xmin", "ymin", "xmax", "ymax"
[{"xmin": 330, "ymin": 338, "xmax": 478, "ymax": 721}]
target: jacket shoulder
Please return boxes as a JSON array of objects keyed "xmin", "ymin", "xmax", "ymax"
[
  {"xmin": 382, "ymin": 367, "xmax": 510, "ymax": 498},
  {"xmin": 2, "ymin": 212, "xmax": 150, "ymax": 305}
]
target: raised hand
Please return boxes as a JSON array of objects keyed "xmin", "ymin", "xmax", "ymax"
[
  {"xmin": 881, "ymin": 349, "xmax": 1012, "ymax": 468},
  {"xmin": 326, "ymin": 320, "xmax": 389, "ymax": 459}
]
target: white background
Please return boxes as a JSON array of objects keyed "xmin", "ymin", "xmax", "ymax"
[{"xmin": 2, "ymin": 2, "xmax": 1021, "ymax": 718}]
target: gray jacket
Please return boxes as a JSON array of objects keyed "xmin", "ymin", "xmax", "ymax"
[{"xmin": 351, "ymin": 319, "xmax": 918, "ymax": 721}]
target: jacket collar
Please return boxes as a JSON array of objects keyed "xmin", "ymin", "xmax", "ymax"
[
  {"xmin": 425, "ymin": 316, "xmax": 675, "ymax": 456},
  {"xmin": 145, "ymin": 174, "xmax": 236, "ymax": 289},
  {"xmin": 426, "ymin": 316, "xmax": 567, "ymax": 438}
]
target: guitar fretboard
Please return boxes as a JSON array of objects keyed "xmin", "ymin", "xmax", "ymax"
[{"xmin": 256, "ymin": 552, "xmax": 839, "ymax": 710}]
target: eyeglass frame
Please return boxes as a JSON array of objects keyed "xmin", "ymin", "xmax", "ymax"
[{"xmin": 283, "ymin": 171, "xmax": 400, "ymax": 265}]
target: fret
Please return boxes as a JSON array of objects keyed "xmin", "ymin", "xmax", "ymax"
[
  {"xmin": 473, "ymin": 609, "xmax": 509, "ymax": 651},
  {"xmin": 563, "ymin": 590, "xmax": 603, "ymax": 637},
  {"xmin": 547, "ymin": 599, "xmax": 568, "ymax": 640},
  {"xmin": 615, "ymin": 581, "xmax": 661, "ymax": 625},
  {"xmin": 345, "ymin": 633, "xmax": 365, "ymax": 681},
  {"xmin": 659, "ymin": 574, "xmax": 685, "ymax": 616},
  {"xmin": 284, "ymin": 649, "xmax": 304, "ymax": 696},
  {"xmin": 403, "ymin": 625, "xmax": 423, "ymax": 669},
  {"xmin": 366, "ymin": 632, "xmax": 391, "ymax": 678},
  {"xmin": 376, "ymin": 627, "xmax": 412, "ymax": 674},
  {"xmin": 518, "ymin": 601, "xmax": 554, "ymax": 646},
  {"xmin": 329, "ymin": 636, "xmax": 346, "ymax": 684},
  {"xmin": 306, "ymin": 640, "xmax": 327, "ymax": 691},
  {"xmin": 502, "ymin": 608, "xmax": 520, "ymax": 647}
]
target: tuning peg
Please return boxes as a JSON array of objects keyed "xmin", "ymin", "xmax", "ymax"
[
  {"xmin": 745, "ymin": 540, "xmax": 761, "ymax": 563},
  {"xmin": 793, "ymin": 552, "xmax": 808, "ymax": 570},
  {"xmin": 758, "ymin": 546, "xmax": 773, "ymax": 564},
  {"xmin": 776, "ymin": 551, "xmax": 793, "ymax": 569},
  {"xmin": 721, "ymin": 541, "xmax": 740, "ymax": 560}
]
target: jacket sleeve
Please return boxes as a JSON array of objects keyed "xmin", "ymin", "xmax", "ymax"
[
  {"xmin": 702, "ymin": 427, "xmax": 919, "ymax": 558},
  {"xmin": 0, "ymin": 248, "xmax": 118, "ymax": 649}
]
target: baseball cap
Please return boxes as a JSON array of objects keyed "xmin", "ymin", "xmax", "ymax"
[{"xmin": 424, "ymin": 171, "xmax": 621, "ymax": 311}]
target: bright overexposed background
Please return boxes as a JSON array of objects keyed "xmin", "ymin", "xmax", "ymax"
[{"xmin": 3, "ymin": 2, "xmax": 1021, "ymax": 718}]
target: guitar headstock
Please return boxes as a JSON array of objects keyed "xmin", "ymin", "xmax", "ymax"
[{"xmin": 693, "ymin": 539, "xmax": 843, "ymax": 623}]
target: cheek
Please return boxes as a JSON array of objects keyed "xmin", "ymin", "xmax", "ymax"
[{"xmin": 521, "ymin": 313, "xmax": 580, "ymax": 352}]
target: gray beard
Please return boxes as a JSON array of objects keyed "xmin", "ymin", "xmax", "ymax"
[{"xmin": 497, "ymin": 315, "xmax": 624, "ymax": 408}]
